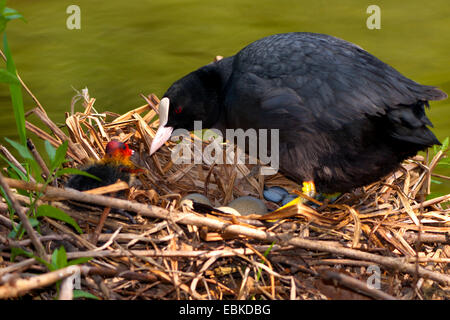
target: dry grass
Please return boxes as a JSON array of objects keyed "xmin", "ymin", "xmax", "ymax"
[{"xmin": 0, "ymin": 90, "xmax": 449, "ymax": 300}]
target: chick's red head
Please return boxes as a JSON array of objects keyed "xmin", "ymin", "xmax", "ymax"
[{"xmin": 104, "ymin": 140, "xmax": 133, "ymax": 161}]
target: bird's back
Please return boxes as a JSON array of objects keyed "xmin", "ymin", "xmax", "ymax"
[{"xmin": 230, "ymin": 32, "xmax": 445, "ymax": 124}]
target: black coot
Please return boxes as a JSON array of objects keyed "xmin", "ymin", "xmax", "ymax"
[{"xmin": 150, "ymin": 32, "xmax": 447, "ymax": 193}]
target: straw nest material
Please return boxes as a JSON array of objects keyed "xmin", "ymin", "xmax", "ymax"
[{"xmin": 0, "ymin": 89, "xmax": 449, "ymax": 300}]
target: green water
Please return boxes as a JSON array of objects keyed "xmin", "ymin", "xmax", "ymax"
[{"xmin": 1, "ymin": 0, "xmax": 449, "ymax": 193}]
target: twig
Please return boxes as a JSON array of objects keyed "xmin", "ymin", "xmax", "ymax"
[
  {"xmin": 91, "ymin": 207, "xmax": 111, "ymax": 245},
  {"xmin": 0, "ymin": 210, "xmax": 18, "ymax": 229},
  {"xmin": 0, "ymin": 258, "xmax": 36, "ymax": 277},
  {"xmin": 26, "ymin": 138, "xmax": 51, "ymax": 180},
  {"xmin": 359, "ymin": 194, "xmax": 450, "ymax": 219},
  {"xmin": 65, "ymin": 247, "xmax": 267, "ymax": 259},
  {"xmin": 0, "ymin": 145, "xmax": 36, "ymax": 183},
  {"xmin": 0, "ymin": 265, "xmax": 80, "ymax": 299},
  {"xmin": 93, "ymin": 226, "xmax": 122, "ymax": 251},
  {"xmin": 5, "ymin": 234, "xmax": 73, "ymax": 247},
  {"xmin": 4, "ymin": 177, "xmax": 450, "ymax": 285},
  {"xmin": 0, "ymin": 173, "xmax": 47, "ymax": 261},
  {"xmin": 320, "ymin": 270, "xmax": 397, "ymax": 300}
]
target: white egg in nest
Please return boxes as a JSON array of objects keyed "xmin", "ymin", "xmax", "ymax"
[
  {"xmin": 180, "ymin": 193, "xmax": 212, "ymax": 208},
  {"xmin": 214, "ymin": 206, "xmax": 241, "ymax": 216},
  {"xmin": 227, "ymin": 196, "xmax": 268, "ymax": 216}
]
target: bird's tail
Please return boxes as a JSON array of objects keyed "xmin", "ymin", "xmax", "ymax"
[
  {"xmin": 387, "ymin": 100, "xmax": 441, "ymax": 149},
  {"xmin": 414, "ymin": 85, "xmax": 447, "ymax": 102}
]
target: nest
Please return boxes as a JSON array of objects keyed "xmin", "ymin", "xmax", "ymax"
[{"xmin": 0, "ymin": 89, "xmax": 449, "ymax": 300}]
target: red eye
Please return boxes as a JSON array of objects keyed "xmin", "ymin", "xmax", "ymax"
[{"xmin": 175, "ymin": 106, "xmax": 182, "ymax": 114}]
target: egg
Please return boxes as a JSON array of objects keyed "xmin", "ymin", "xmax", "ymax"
[
  {"xmin": 263, "ymin": 186, "xmax": 289, "ymax": 203},
  {"xmin": 215, "ymin": 206, "xmax": 241, "ymax": 216},
  {"xmin": 227, "ymin": 196, "xmax": 268, "ymax": 215},
  {"xmin": 180, "ymin": 193, "xmax": 212, "ymax": 207}
]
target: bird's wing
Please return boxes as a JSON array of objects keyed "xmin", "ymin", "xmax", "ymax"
[
  {"xmin": 231, "ymin": 34, "xmax": 446, "ymax": 131},
  {"xmin": 224, "ymin": 71, "xmax": 316, "ymax": 132}
]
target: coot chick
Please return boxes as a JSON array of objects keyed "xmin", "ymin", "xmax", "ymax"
[
  {"xmin": 150, "ymin": 32, "xmax": 447, "ymax": 195},
  {"xmin": 66, "ymin": 140, "xmax": 134, "ymax": 191},
  {"xmin": 66, "ymin": 140, "xmax": 140, "ymax": 224}
]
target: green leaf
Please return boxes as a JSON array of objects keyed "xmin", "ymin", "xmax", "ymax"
[
  {"xmin": 8, "ymin": 217, "xmax": 39, "ymax": 238},
  {"xmin": 5, "ymin": 137, "xmax": 42, "ymax": 180},
  {"xmin": 0, "ymin": 68, "xmax": 19, "ymax": 84},
  {"xmin": 263, "ymin": 241, "xmax": 275, "ymax": 257},
  {"xmin": 36, "ymin": 205, "xmax": 83, "ymax": 234},
  {"xmin": 56, "ymin": 167, "xmax": 101, "ymax": 181},
  {"xmin": 73, "ymin": 290, "xmax": 100, "ymax": 300},
  {"xmin": 437, "ymin": 162, "xmax": 450, "ymax": 167},
  {"xmin": 256, "ymin": 241, "xmax": 275, "ymax": 282},
  {"xmin": 440, "ymin": 137, "xmax": 449, "ymax": 152},
  {"xmin": 0, "ymin": 6, "xmax": 25, "ymax": 33},
  {"xmin": 56, "ymin": 246, "xmax": 67, "ymax": 269},
  {"xmin": 3, "ymin": 7, "xmax": 25, "ymax": 22},
  {"xmin": 0, "ymin": 153, "xmax": 28, "ymax": 181},
  {"xmin": 10, "ymin": 246, "xmax": 52, "ymax": 270},
  {"xmin": 45, "ymin": 140, "xmax": 56, "ymax": 164},
  {"xmin": 50, "ymin": 246, "xmax": 69, "ymax": 271},
  {"xmin": 67, "ymin": 257, "xmax": 92, "ymax": 266},
  {"xmin": 0, "ymin": 183, "xmax": 13, "ymax": 210},
  {"xmin": 5, "ymin": 137, "xmax": 33, "ymax": 160},
  {"xmin": 430, "ymin": 178, "xmax": 442, "ymax": 185},
  {"xmin": 3, "ymin": 34, "xmax": 26, "ymax": 146},
  {"xmin": 5, "ymin": 169, "xmax": 31, "ymax": 197},
  {"xmin": 50, "ymin": 248, "xmax": 60, "ymax": 270},
  {"xmin": 50, "ymin": 140, "xmax": 68, "ymax": 172},
  {"xmin": 10, "ymin": 246, "xmax": 32, "ymax": 262}
]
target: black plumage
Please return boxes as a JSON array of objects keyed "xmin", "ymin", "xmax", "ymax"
[
  {"xmin": 151, "ymin": 32, "xmax": 447, "ymax": 193},
  {"xmin": 65, "ymin": 163, "xmax": 131, "ymax": 192},
  {"xmin": 66, "ymin": 140, "xmax": 133, "ymax": 192}
]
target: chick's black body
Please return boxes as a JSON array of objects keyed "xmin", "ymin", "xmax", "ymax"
[
  {"xmin": 163, "ymin": 32, "xmax": 447, "ymax": 193},
  {"xmin": 66, "ymin": 163, "xmax": 131, "ymax": 192}
]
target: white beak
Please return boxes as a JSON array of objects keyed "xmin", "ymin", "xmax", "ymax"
[{"xmin": 150, "ymin": 97, "xmax": 174, "ymax": 155}]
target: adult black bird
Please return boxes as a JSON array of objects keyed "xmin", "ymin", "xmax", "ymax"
[{"xmin": 149, "ymin": 32, "xmax": 447, "ymax": 198}]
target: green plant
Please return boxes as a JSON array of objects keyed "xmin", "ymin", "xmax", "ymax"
[
  {"xmin": 0, "ymin": 2, "xmax": 100, "ymax": 299},
  {"xmin": 0, "ymin": 0, "xmax": 98, "ymax": 243},
  {"xmin": 48, "ymin": 246, "xmax": 97, "ymax": 300},
  {"xmin": 0, "ymin": 0, "xmax": 26, "ymax": 145},
  {"xmin": 4, "ymin": 139, "xmax": 99, "ymax": 238},
  {"xmin": 256, "ymin": 242, "xmax": 275, "ymax": 282},
  {"xmin": 11, "ymin": 246, "xmax": 98, "ymax": 300},
  {"xmin": 428, "ymin": 136, "xmax": 450, "ymax": 202}
]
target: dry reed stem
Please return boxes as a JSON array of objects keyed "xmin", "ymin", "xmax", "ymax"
[
  {"xmin": 0, "ymin": 145, "xmax": 36, "ymax": 183},
  {"xmin": 3, "ymin": 177, "xmax": 450, "ymax": 286},
  {"xmin": 320, "ymin": 270, "xmax": 396, "ymax": 300}
]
